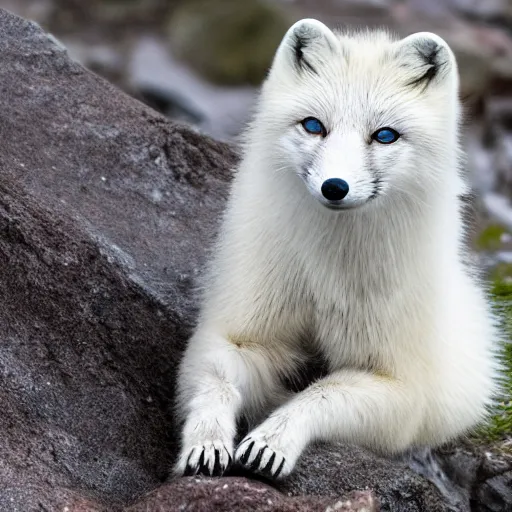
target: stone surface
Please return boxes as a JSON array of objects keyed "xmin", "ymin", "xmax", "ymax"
[
  {"xmin": 0, "ymin": 6, "xmax": 234, "ymax": 509},
  {"xmin": 127, "ymin": 477, "xmax": 378, "ymax": 512},
  {"xmin": 475, "ymin": 471, "xmax": 512, "ymax": 512},
  {"xmin": 279, "ymin": 444, "xmax": 453, "ymax": 512},
  {"xmin": 438, "ymin": 444, "xmax": 512, "ymax": 512}
]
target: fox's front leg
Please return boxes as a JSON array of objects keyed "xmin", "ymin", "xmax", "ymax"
[
  {"xmin": 174, "ymin": 330, "xmax": 245, "ymax": 477},
  {"xmin": 235, "ymin": 369, "xmax": 422, "ymax": 479},
  {"xmin": 174, "ymin": 328, "xmax": 279, "ymax": 477}
]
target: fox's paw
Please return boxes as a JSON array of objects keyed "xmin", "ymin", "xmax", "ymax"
[
  {"xmin": 235, "ymin": 436, "xmax": 289, "ymax": 479},
  {"xmin": 235, "ymin": 416, "xmax": 302, "ymax": 479},
  {"xmin": 176, "ymin": 440, "xmax": 232, "ymax": 477},
  {"xmin": 175, "ymin": 414, "xmax": 235, "ymax": 477}
]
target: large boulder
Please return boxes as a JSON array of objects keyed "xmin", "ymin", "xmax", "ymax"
[
  {"xmin": 0, "ymin": 6, "xmax": 504, "ymax": 512},
  {"xmin": 0, "ymin": 7, "xmax": 235, "ymax": 509}
]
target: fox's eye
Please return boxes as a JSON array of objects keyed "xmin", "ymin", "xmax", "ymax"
[
  {"xmin": 372, "ymin": 127, "xmax": 400, "ymax": 144},
  {"xmin": 301, "ymin": 117, "xmax": 326, "ymax": 137}
]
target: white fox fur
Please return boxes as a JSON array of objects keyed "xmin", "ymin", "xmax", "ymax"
[{"xmin": 175, "ymin": 19, "xmax": 499, "ymax": 479}]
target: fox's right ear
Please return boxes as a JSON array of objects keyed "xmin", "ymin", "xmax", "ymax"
[{"xmin": 272, "ymin": 19, "xmax": 339, "ymax": 76}]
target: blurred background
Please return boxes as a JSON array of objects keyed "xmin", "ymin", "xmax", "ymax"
[{"xmin": 4, "ymin": 0, "xmax": 512, "ymax": 270}]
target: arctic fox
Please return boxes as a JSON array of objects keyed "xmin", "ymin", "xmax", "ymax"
[{"xmin": 175, "ymin": 19, "xmax": 499, "ymax": 480}]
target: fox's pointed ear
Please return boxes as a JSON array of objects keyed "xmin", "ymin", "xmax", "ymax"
[
  {"xmin": 272, "ymin": 19, "xmax": 339, "ymax": 76},
  {"xmin": 395, "ymin": 32, "xmax": 457, "ymax": 89}
]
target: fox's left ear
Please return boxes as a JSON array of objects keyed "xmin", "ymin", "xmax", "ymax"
[
  {"xmin": 395, "ymin": 32, "xmax": 457, "ymax": 89},
  {"xmin": 272, "ymin": 18, "xmax": 339, "ymax": 76}
]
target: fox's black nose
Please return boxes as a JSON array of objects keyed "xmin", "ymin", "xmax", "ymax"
[{"xmin": 321, "ymin": 178, "xmax": 349, "ymax": 201}]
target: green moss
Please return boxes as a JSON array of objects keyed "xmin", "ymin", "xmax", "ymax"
[
  {"xmin": 475, "ymin": 223, "xmax": 507, "ymax": 251},
  {"xmin": 167, "ymin": 0, "xmax": 290, "ymax": 85},
  {"xmin": 489, "ymin": 263, "xmax": 512, "ymax": 283},
  {"xmin": 473, "ymin": 279, "xmax": 512, "ymax": 447}
]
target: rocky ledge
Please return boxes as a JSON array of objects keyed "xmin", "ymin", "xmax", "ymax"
[{"xmin": 0, "ymin": 7, "xmax": 509, "ymax": 512}]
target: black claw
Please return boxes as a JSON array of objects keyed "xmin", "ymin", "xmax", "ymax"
[
  {"xmin": 184, "ymin": 450, "xmax": 198, "ymax": 476},
  {"xmin": 212, "ymin": 448, "xmax": 222, "ymax": 476},
  {"xmin": 261, "ymin": 452, "xmax": 276, "ymax": 476},
  {"xmin": 273, "ymin": 457, "xmax": 285, "ymax": 479},
  {"xmin": 250, "ymin": 446, "xmax": 267, "ymax": 471},
  {"xmin": 183, "ymin": 464, "xmax": 196, "ymax": 477},
  {"xmin": 239, "ymin": 441, "xmax": 255, "ymax": 465},
  {"xmin": 197, "ymin": 449, "xmax": 211, "ymax": 476},
  {"xmin": 197, "ymin": 465, "xmax": 211, "ymax": 476}
]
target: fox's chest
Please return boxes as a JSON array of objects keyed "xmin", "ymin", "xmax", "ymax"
[{"xmin": 304, "ymin": 266, "xmax": 412, "ymax": 371}]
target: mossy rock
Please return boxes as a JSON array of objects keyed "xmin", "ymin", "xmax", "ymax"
[{"xmin": 167, "ymin": 0, "xmax": 290, "ymax": 85}]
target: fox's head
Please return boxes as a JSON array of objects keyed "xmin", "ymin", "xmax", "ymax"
[{"xmin": 247, "ymin": 19, "xmax": 463, "ymax": 211}]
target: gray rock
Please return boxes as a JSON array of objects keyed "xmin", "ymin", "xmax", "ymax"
[
  {"xmin": 476, "ymin": 472, "xmax": 512, "ymax": 512},
  {"xmin": 279, "ymin": 444, "xmax": 454, "ymax": 512},
  {"xmin": 127, "ymin": 477, "xmax": 378, "ymax": 512},
  {"xmin": 433, "ymin": 445, "xmax": 512, "ymax": 512},
  {"xmin": 0, "ymin": 6, "xmax": 234, "ymax": 509}
]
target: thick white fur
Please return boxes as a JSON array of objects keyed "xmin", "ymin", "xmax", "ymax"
[{"xmin": 175, "ymin": 19, "xmax": 499, "ymax": 479}]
